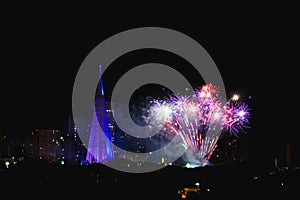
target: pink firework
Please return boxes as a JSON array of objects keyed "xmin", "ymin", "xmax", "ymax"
[{"xmin": 148, "ymin": 83, "xmax": 251, "ymax": 164}]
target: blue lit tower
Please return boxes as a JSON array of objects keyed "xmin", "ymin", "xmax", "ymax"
[{"xmin": 86, "ymin": 65, "xmax": 114, "ymax": 164}]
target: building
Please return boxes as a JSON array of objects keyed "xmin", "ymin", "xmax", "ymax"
[
  {"xmin": 60, "ymin": 131, "xmax": 86, "ymax": 165},
  {"xmin": 25, "ymin": 129, "xmax": 61, "ymax": 163},
  {"xmin": 210, "ymin": 133, "xmax": 248, "ymax": 165},
  {"xmin": 85, "ymin": 65, "xmax": 114, "ymax": 164},
  {"xmin": 0, "ymin": 134, "xmax": 24, "ymax": 167}
]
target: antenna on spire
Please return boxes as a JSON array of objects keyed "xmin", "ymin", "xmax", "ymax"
[
  {"xmin": 99, "ymin": 64, "xmax": 102, "ymax": 75},
  {"xmin": 99, "ymin": 64, "xmax": 105, "ymax": 96}
]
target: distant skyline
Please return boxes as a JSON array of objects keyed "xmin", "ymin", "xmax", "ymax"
[{"xmin": 1, "ymin": 7, "xmax": 298, "ymax": 168}]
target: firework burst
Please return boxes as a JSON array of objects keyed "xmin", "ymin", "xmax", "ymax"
[{"xmin": 147, "ymin": 83, "xmax": 251, "ymax": 166}]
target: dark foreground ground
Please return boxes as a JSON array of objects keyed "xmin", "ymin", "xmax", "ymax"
[{"xmin": 1, "ymin": 160, "xmax": 298, "ymax": 199}]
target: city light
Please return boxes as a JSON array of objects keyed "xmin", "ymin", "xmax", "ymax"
[{"xmin": 5, "ymin": 161, "xmax": 10, "ymax": 168}]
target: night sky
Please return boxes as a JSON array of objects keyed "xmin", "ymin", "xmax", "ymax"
[{"xmin": 1, "ymin": 5, "xmax": 298, "ymax": 168}]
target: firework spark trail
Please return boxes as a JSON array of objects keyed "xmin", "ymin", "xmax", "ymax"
[{"xmin": 148, "ymin": 83, "xmax": 251, "ymax": 165}]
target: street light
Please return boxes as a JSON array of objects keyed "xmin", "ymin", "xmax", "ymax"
[{"xmin": 5, "ymin": 161, "xmax": 10, "ymax": 169}]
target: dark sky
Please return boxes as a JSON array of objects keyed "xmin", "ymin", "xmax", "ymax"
[{"xmin": 1, "ymin": 5, "xmax": 298, "ymax": 167}]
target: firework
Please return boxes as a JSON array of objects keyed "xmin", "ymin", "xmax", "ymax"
[{"xmin": 148, "ymin": 83, "xmax": 251, "ymax": 166}]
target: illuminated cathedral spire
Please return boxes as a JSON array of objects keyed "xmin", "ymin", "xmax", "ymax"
[{"xmin": 86, "ymin": 64, "xmax": 114, "ymax": 164}]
